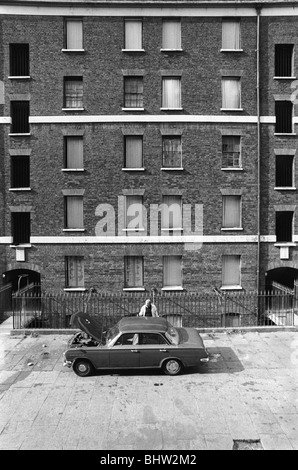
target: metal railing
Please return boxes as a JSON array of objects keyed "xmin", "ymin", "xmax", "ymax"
[
  {"xmin": 0, "ymin": 283, "xmax": 13, "ymax": 324},
  {"xmin": 12, "ymin": 289, "xmax": 298, "ymax": 330}
]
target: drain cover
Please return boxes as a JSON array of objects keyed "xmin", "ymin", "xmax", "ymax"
[{"xmin": 233, "ymin": 439, "xmax": 263, "ymax": 450}]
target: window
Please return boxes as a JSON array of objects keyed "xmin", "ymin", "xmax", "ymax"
[
  {"xmin": 11, "ymin": 156, "xmax": 30, "ymax": 188},
  {"xmin": 222, "ymin": 78, "xmax": 241, "ymax": 109},
  {"xmin": 64, "ymin": 77, "xmax": 83, "ymax": 109},
  {"xmin": 222, "ymin": 136, "xmax": 241, "ymax": 169},
  {"xmin": 275, "ymin": 44, "xmax": 293, "ymax": 77},
  {"xmin": 64, "ymin": 137, "xmax": 83, "ymax": 169},
  {"xmin": 124, "ymin": 195, "xmax": 144, "ymax": 231},
  {"xmin": 222, "ymin": 20, "xmax": 241, "ymax": 50},
  {"xmin": 12, "ymin": 212, "xmax": 30, "ymax": 245},
  {"xmin": 124, "ymin": 77, "xmax": 143, "ymax": 108},
  {"xmin": 10, "ymin": 101, "xmax": 29, "ymax": 133},
  {"xmin": 222, "ymin": 195, "xmax": 242, "ymax": 229},
  {"xmin": 275, "ymin": 101, "xmax": 293, "ymax": 133},
  {"xmin": 162, "ymin": 77, "xmax": 181, "ymax": 109},
  {"xmin": 162, "ymin": 19, "xmax": 181, "ymax": 50},
  {"xmin": 276, "ymin": 211, "xmax": 293, "ymax": 242},
  {"xmin": 124, "ymin": 256, "xmax": 144, "ymax": 288},
  {"xmin": 222, "ymin": 255, "xmax": 241, "ymax": 288},
  {"xmin": 163, "ymin": 256, "xmax": 182, "ymax": 289},
  {"xmin": 65, "ymin": 256, "xmax": 84, "ymax": 288},
  {"xmin": 275, "ymin": 155, "xmax": 294, "ymax": 188},
  {"xmin": 162, "ymin": 136, "xmax": 182, "ymax": 168},
  {"xmin": 9, "ymin": 44, "xmax": 29, "ymax": 76},
  {"xmin": 139, "ymin": 333, "xmax": 167, "ymax": 345},
  {"xmin": 124, "ymin": 19, "xmax": 143, "ymax": 50},
  {"xmin": 65, "ymin": 19, "xmax": 83, "ymax": 50},
  {"xmin": 161, "ymin": 195, "xmax": 182, "ymax": 233},
  {"xmin": 64, "ymin": 196, "xmax": 84, "ymax": 229},
  {"xmin": 124, "ymin": 136, "xmax": 143, "ymax": 168}
]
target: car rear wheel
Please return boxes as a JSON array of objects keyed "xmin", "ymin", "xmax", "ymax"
[
  {"xmin": 162, "ymin": 358, "xmax": 182, "ymax": 376},
  {"xmin": 73, "ymin": 359, "xmax": 93, "ymax": 377}
]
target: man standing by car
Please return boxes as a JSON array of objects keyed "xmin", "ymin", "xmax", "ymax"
[{"xmin": 139, "ymin": 299, "xmax": 159, "ymax": 317}]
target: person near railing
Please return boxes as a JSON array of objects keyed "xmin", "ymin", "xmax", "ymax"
[{"xmin": 139, "ymin": 299, "xmax": 159, "ymax": 317}]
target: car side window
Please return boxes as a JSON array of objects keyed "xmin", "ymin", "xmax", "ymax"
[
  {"xmin": 139, "ymin": 333, "xmax": 167, "ymax": 345},
  {"xmin": 115, "ymin": 333, "xmax": 139, "ymax": 346}
]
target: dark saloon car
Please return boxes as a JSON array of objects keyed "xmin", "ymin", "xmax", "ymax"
[{"xmin": 63, "ymin": 314, "xmax": 209, "ymax": 377}]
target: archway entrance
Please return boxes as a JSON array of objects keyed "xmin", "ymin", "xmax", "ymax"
[
  {"xmin": 265, "ymin": 267, "xmax": 298, "ymax": 291},
  {"xmin": 3, "ymin": 269, "xmax": 40, "ymax": 293}
]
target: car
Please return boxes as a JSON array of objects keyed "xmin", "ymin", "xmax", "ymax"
[{"xmin": 63, "ymin": 313, "xmax": 209, "ymax": 377}]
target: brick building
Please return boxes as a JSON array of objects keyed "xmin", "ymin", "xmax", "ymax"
[{"xmin": 0, "ymin": 0, "xmax": 297, "ymax": 295}]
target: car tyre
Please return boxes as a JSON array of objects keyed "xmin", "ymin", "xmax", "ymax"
[
  {"xmin": 73, "ymin": 359, "xmax": 94, "ymax": 377},
  {"xmin": 162, "ymin": 358, "xmax": 182, "ymax": 376}
]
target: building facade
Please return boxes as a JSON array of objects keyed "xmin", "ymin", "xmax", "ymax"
[{"xmin": 0, "ymin": 0, "xmax": 297, "ymax": 294}]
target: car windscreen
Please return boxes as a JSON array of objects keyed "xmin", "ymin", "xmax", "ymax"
[
  {"xmin": 105, "ymin": 325, "xmax": 120, "ymax": 345},
  {"xmin": 165, "ymin": 325, "xmax": 179, "ymax": 345}
]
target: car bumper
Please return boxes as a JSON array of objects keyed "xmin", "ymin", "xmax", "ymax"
[{"xmin": 63, "ymin": 359, "xmax": 73, "ymax": 368}]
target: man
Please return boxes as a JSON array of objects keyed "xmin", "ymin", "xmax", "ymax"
[{"xmin": 139, "ymin": 299, "xmax": 158, "ymax": 317}]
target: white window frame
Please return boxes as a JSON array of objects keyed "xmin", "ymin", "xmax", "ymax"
[
  {"xmin": 161, "ymin": 195, "xmax": 183, "ymax": 234},
  {"xmin": 123, "ymin": 19, "xmax": 144, "ymax": 52},
  {"xmin": 65, "ymin": 256, "xmax": 85, "ymax": 290},
  {"xmin": 221, "ymin": 77, "xmax": 242, "ymax": 111},
  {"xmin": 123, "ymin": 135, "xmax": 144, "ymax": 170},
  {"xmin": 221, "ymin": 19, "xmax": 242, "ymax": 52},
  {"xmin": 63, "ymin": 77, "xmax": 84, "ymax": 110},
  {"xmin": 162, "ymin": 136, "xmax": 183, "ymax": 169},
  {"xmin": 161, "ymin": 77, "xmax": 182, "ymax": 110},
  {"xmin": 123, "ymin": 195, "xmax": 145, "ymax": 232},
  {"xmin": 221, "ymin": 136, "xmax": 242, "ymax": 170},
  {"xmin": 222, "ymin": 195, "xmax": 242, "ymax": 230},
  {"xmin": 123, "ymin": 256, "xmax": 145, "ymax": 290},
  {"xmin": 161, "ymin": 19, "xmax": 182, "ymax": 51},
  {"xmin": 64, "ymin": 195, "xmax": 84, "ymax": 231},
  {"xmin": 63, "ymin": 19, "xmax": 84, "ymax": 52},
  {"xmin": 62, "ymin": 136, "xmax": 84, "ymax": 171},
  {"xmin": 162, "ymin": 255, "xmax": 183, "ymax": 291},
  {"xmin": 221, "ymin": 255, "xmax": 242, "ymax": 290}
]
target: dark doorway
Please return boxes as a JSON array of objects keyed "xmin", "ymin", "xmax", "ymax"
[{"xmin": 2, "ymin": 269, "xmax": 40, "ymax": 293}]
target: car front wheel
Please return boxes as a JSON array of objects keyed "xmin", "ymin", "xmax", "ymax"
[
  {"xmin": 73, "ymin": 359, "xmax": 93, "ymax": 377},
  {"xmin": 162, "ymin": 358, "xmax": 182, "ymax": 376}
]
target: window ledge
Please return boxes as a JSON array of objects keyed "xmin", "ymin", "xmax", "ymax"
[
  {"xmin": 221, "ymin": 228, "xmax": 243, "ymax": 231},
  {"xmin": 63, "ymin": 229, "xmax": 86, "ymax": 232},
  {"xmin": 9, "ymin": 187, "xmax": 31, "ymax": 191},
  {"xmin": 122, "ymin": 108, "xmax": 145, "ymax": 112},
  {"xmin": 220, "ymin": 286, "xmax": 243, "ymax": 291},
  {"xmin": 64, "ymin": 288, "xmax": 87, "ymax": 292},
  {"xmin": 161, "ymin": 228, "xmax": 183, "ymax": 232},
  {"xmin": 9, "ymin": 133, "xmax": 31, "ymax": 137},
  {"xmin": 274, "ymin": 133, "xmax": 296, "ymax": 136},
  {"xmin": 162, "ymin": 287, "xmax": 184, "ymax": 291},
  {"xmin": 122, "ymin": 228, "xmax": 145, "ymax": 232},
  {"xmin": 10, "ymin": 244, "xmax": 31, "ymax": 248},
  {"xmin": 220, "ymin": 49, "xmax": 243, "ymax": 52},
  {"xmin": 8, "ymin": 76, "xmax": 31, "ymax": 80},
  {"xmin": 62, "ymin": 108, "xmax": 85, "ymax": 112},
  {"xmin": 122, "ymin": 287, "xmax": 146, "ymax": 291},
  {"xmin": 160, "ymin": 48, "xmax": 183, "ymax": 52},
  {"xmin": 274, "ymin": 242, "xmax": 296, "ymax": 247},
  {"xmin": 221, "ymin": 108, "xmax": 243, "ymax": 112},
  {"xmin": 160, "ymin": 108, "xmax": 183, "ymax": 111},
  {"xmin": 122, "ymin": 49, "xmax": 145, "ymax": 52},
  {"xmin": 61, "ymin": 168, "xmax": 85, "ymax": 172},
  {"xmin": 273, "ymin": 76, "xmax": 296, "ymax": 80},
  {"xmin": 61, "ymin": 49, "xmax": 85, "ymax": 52},
  {"xmin": 122, "ymin": 168, "xmax": 145, "ymax": 171},
  {"xmin": 274, "ymin": 186, "xmax": 296, "ymax": 191},
  {"xmin": 221, "ymin": 167, "xmax": 243, "ymax": 171},
  {"xmin": 161, "ymin": 167, "xmax": 184, "ymax": 171}
]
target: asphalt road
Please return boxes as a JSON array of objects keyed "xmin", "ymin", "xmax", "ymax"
[{"xmin": 0, "ymin": 319, "xmax": 298, "ymax": 451}]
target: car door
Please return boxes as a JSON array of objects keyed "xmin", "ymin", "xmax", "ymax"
[
  {"xmin": 138, "ymin": 333, "xmax": 173, "ymax": 368},
  {"xmin": 109, "ymin": 333, "xmax": 140, "ymax": 369}
]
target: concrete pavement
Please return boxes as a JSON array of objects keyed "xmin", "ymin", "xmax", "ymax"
[{"xmin": 0, "ymin": 317, "xmax": 298, "ymax": 450}]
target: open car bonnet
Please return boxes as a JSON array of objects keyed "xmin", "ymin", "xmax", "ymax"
[{"xmin": 70, "ymin": 312, "xmax": 104, "ymax": 343}]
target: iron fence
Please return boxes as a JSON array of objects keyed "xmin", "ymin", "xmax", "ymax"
[{"xmin": 12, "ymin": 289, "xmax": 298, "ymax": 330}]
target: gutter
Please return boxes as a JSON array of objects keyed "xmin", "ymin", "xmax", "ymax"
[{"xmin": 256, "ymin": 5, "xmax": 261, "ymax": 292}]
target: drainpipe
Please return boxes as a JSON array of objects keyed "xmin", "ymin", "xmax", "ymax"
[{"xmin": 256, "ymin": 6, "xmax": 261, "ymax": 294}]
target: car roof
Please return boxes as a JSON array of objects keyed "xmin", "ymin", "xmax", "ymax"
[{"xmin": 118, "ymin": 316, "xmax": 169, "ymax": 333}]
